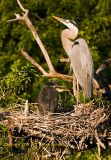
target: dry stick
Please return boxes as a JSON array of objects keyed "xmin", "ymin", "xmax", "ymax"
[
  {"xmin": 94, "ymin": 129, "xmax": 106, "ymax": 158},
  {"xmin": 24, "ymin": 100, "xmax": 29, "ymax": 117},
  {"xmin": 21, "ymin": 49, "xmax": 48, "ymax": 76},
  {"xmin": 23, "ymin": 16, "xmax": 55, "ymax": 74},
  {"xmin": 94, "ymin": 129, "xmax": 106, "ymax": 149},
  {"xmin": 16, "ymin": 0, "xmax": 55, "ymax": 73},
  {"xmin": 22, "ymin": 17, "xmax": 73, "ymax": 81},
  {"xmin": 60, "ymin": 58, "xmax": 70, "ymax": 63},
  {"xmin": 21, "ymin": 49, "xmax": 72, "ymax": 82},
  {"xmin": 17, "ymin": 0, "xmax": 26, "ymax": 12},
  {"xmin": 96, "ymin": 142, "xmax": 101, "ymax": 160}
]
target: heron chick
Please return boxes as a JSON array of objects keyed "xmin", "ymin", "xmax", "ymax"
[{"xmin": 53, "ymin": 16, "xmax": 94, "ymax": 99}]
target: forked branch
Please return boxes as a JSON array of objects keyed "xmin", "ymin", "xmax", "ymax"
[
  {"xmin": 21, "ymin": 49, "xmax": 48, "ymax": 76},
  {"xmin": 7, "ymin": 0, "xmax": 73, "ymax": 82},
  {"xmin": 21, "ymin": 49, "xmax": 72, "ymax": 81}
]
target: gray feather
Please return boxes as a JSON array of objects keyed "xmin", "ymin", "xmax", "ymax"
[{"xmin": 69, "ymin": 38, "xmax": 94, "ymax": 98}]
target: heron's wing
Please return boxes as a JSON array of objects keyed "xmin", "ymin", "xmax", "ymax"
[
  {"xmin": 76, "ymin": 38, "xmax": 94, "ymax": 77},
  {"xmin": 69, "ymin": 43, "xmax": 85, "ymax": 86},
  {"xmin": 69, "ymin": 38, "xmax": 94, "ymax": 97}
]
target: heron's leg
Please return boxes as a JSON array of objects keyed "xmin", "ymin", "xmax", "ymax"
[
  {"xmin": 69, "ymin": 64, "xmax": 73, "ymax": 75},
  {"xmin": 76, "ymin": 79, "xmax": 79, "ymax": 106},
  {"xmin": 83, "ymin": 91, "xmax": 86, "ymax": 104},
  {"xmin": 73, "ymin": 73, "xmax": 77, "ymax": 97}
]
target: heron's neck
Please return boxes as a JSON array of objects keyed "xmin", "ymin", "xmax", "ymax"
[{"xmin": 61, "ymin": 28, "xmax": 78, "ymax": 55}]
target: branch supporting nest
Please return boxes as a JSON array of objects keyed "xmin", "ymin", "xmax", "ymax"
[{"xmin": 94, "ymin": 129, "xmax": 106, "ymax": 157}]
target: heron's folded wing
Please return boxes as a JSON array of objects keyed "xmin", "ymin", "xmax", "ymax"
[{"xmin": 78, "ymin": 39, "xmax": 94, "ymax": 77}]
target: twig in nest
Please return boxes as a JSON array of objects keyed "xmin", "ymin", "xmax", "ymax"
[
  {"xmin": 24, "ymin": 100, "xmax": 29, "ymax": 117},
  {"xmin": 94, "ymin": 129, "xmax": 106, "ymax": 149},
  {"xmin": 94, "ymin": 129, "xmax": 106, "ymax": 158}
]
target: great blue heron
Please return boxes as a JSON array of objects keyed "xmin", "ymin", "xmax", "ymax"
[{"xmin": 53, "ymin": 16, "xmax": 94, "ymax": 100}]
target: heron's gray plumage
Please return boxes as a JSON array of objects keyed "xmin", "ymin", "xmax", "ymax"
[
  {"xmin": 69, "ymin": 38, "xmax": 94, "ymax": 97},
  {"xmin": 53, "ymin": 16, "xmax": 94, "ymax": 98}
]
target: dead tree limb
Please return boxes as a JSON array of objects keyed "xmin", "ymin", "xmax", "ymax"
[
  {"xmin": 7, "ymin": 0, "xmax": 73, "ymax": 82},
  {"xmin": 8, "ymin": 0, "xmax": 55, "ymax": 74},
  {"xmin": 21, "ymin": 50, "xmax": 72, "ymax": 82},
  {"xmin": 21, "ymin": 49, "xmax": 48, "ymax": 76}
]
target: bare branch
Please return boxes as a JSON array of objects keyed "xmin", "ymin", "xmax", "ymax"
[
  {"xmin": 24, "ymin": 100, "xmax": 29, "ymax": 117},
  {"xmin": 23, "ymin": 16, "xmax": 56, "ymax": 73},
  {"xmin": 60, "ymin": 58, "xmax": 70, "ymax": 63},
  {"xmin": 21, "ymin": 50, "xmax": 72, "ymax": 82},
  {"xmin": 94, "ymin": 129, "xmax": 106, "ymax": 149},
  {"xmin": 6, "ymin": 14, "xmax": 22, "ymax": 22},
  {"xmin": 6, "ymin": 13, "xmax": 25, "ymax": 22},
  {"xmin": 6, "ymin": 18, "xmax": 19, "ymax": 23},
  {"xmin": 21, "ymin": 49, "xmax": 48, "ymax": 75},
  {"xmin": 49, "ymin": 72, "xmax": 73, "ymax": 82},
  {"xmin": 17, "ymin": 0, "xmax": 28, "ymax": 13},
  {"xmin": 7, "ymin": 0, "xmax": 55, "ymax": 74}
]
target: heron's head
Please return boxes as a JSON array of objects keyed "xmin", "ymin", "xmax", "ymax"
[{"xmin": 53, "ymin": 16, "xmax": 78, "ymax": 30}]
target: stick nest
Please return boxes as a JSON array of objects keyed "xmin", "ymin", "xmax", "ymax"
[{"xmin": 0, "ymin": 101, "xmax": 111, "ymax": 157}]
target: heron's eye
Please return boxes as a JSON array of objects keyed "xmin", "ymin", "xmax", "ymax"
[{"xmin": 74, "ymin": 41, "xmax": 79, "ymax": 45}]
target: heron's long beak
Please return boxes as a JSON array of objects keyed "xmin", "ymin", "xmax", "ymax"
[
  {"xmin": 52, "ymin": 16, "xmax": 67, "ymax": 26},
  {"xmin": 55, "ymin": 86, "xmax": 70, "ymax": 93}
]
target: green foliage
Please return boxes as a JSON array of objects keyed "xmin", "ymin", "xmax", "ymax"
[
  {"xmin": 0, "ymin": 125, "xmax": 10, "ymax": 158},
  {"xmin": 0, "ymin": 0, "xmax": 111, "ymax": 105},
  {"xmin": 0, "ymin": 60, "xmax": 34, "ymax": 106},
  {"xmin": 1, "ymin": 60, "xmax": 30, "ymax": 93},
  {"xmin": 65, "ymin": 149, "xmax": 111, "ymax": 160}
]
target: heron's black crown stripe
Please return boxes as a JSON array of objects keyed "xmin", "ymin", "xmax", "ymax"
[{"xmin": 69, "ymin": 20, "xmax": 78, "ymax": 27}]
